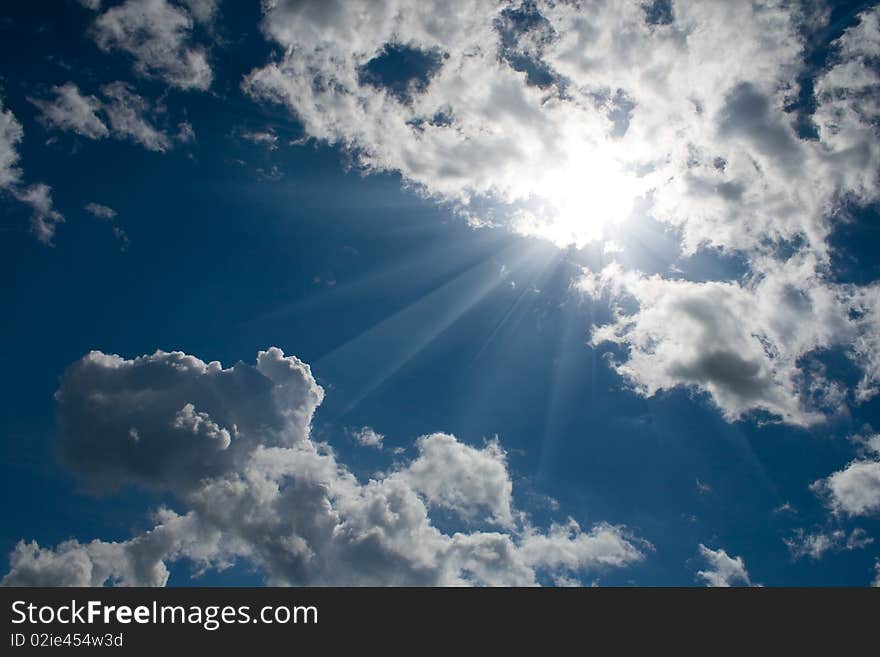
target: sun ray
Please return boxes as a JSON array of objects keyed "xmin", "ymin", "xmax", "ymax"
[{"xmin": 317, "ymin": 239, "xmax": 556, "ymax": 414}]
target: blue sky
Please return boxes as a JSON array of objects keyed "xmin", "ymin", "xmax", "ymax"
[{"xmin": 2, "ymin": 0, "xmax": 880, "ymax": 586}]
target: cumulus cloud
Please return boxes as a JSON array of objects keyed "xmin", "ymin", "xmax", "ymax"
[
  {"xmin": 91, "ymin": 0, "xmax": 213, "ymax": 90},
  {"xmin": 811, "ymin": 435, "xmax": 880, "ymax": 518},
  {"xmin": 352, "ymin": 426, "xmax": 384, "ymax": 449},
  {"xmin": 584, "ymin": 254, "xmax": 863, "ymax": 425},
  {"xmin": 695, "ymin": 544, "xmax": 753, "ymax": 587},
  {"xmin": 242, "ymin": 1, "xmax": 877, "ymax": 254},
  {"xmin": 29, "ymin": 83, "xmax": 109, "ymax": 139},
  {"xmin": 395, "ymin": 433, "xmax": 514, "ymax": 527},
  {"xmin": 3, "ymin": 347, "xmax": 647, "ymax": 586},
  {"xmin": 239, "ymin": 1, "xmax": 880, "ymax": 426}
]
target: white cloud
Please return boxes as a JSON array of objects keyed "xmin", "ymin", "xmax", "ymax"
[
  {"xmin": 13, "ymin": 183, "xmax": 65, "ymax": 245},
  {"xmin": 812, "ymin": 6, "xmax": 880, "ymax": 207},
  {"xmin": 519, "ymin": 520, "xmax": 649, "ymax": 574},
  {"xmin": 1, "ymin": 510, "xmax": 216, "ymax": 587},
  {"xmin": 0, "ymin": 98, "xmax": 24, "ymax": 189},
  {"xmin": 100, "ymin": 82, "xmax": 171, "ymax": 152},
  {"xmin": 585, "ymin": 255, "xmax": 858, "ymax": 425},
  {"xmin": 85, "ymin": 202, "xmax": 117, "ymax": 220},
  {"xmin": 239, "ymin": 129, "xmax": 279, "ymax": 150},
  {"xmin": 695, "ymin": 544, "xmax": 753, "ymax": 587},
  {"xmin": 850, "ymin": 286, "xmax": 880, "ymax": 402},
  {"xmin": 92, "ymin": 0, "xmax": 213, "ymax": 91},
  {"xmin": 172, "ymin": 403, "xmax": 233, "ymax": 450},
  {"xmin": 85, "ymin": 202, "xmax": 130, "ymax": 247},
  {"xmin": 180, "ymin": 0, "xmax": 218, "ymax": 25},
  {"xmin": 27, "ymin": 81, "xmax": 186, "ymax": 154},
  {"xmin": 176, "ymin": 121, "xmax": 196, "ymax": 144},
  {"xmin": 242, "ymin": 1, "xmax": 878, "ymax": 255},
  {"xmin": 352, "ymin": 426, "xmax": 384, "ymax": 448},
  {"xmin": 3, "ymin": 346, "xmax": 647, "ymax": 586},
  {"xmin": 395, "ymin": 433, "xmax": 514, "ymax": 527},
  {"xmin": 29, "ymin": 83, "xmax": 109, "ymax": 139},
  {"xmin": 240, "ymin": 2, "xmax": 880, "ymax": 426},
  {"xmin": 812, "ymin": 436, "xmax": 880, "ymax": 518},
  {"xmin": 0, "ymin": 97, "xmax": 66, "ymax": 244},
  {"xmin": 784, "ymin": 527, "xmax": 873, "ymax": 561}
]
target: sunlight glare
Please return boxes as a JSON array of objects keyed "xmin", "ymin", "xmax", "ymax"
[{"xmin": 514, "ymin": 145, "xmax": 648, "ymax": 250}]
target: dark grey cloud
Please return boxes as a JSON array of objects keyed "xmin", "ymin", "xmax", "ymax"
[{"xmin": 718, "ymin": 82, "xmax": 803, "ymax": 173}]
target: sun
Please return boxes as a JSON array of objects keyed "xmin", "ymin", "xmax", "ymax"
[{"xmin": 513, "ymin": 145, "xmax": 648, "ymax": 250}]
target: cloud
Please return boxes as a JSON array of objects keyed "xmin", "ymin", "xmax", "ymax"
[
  {"xmin": 55, "ymin": 346, "xmax": 321, "ymax": 492},
  {"xmin": 239, "ymin": 2, "xmax": 880, "ymax": 427},
  {"xmin": 0, "ymin": 98, "xmax": 24, "ymax": 189},
  {"xmin": 0, "ymin": 97, "xmax": 66, "ymax": 244},
  {"xmin": 29, "ymin": 83, "xmax": 109, "ymax": 139},
  {"xmin": 395, "ymin": 433, "xmax": 514, "ymax": 527},
  {"xmin": 176, "ymin": 121, "xmax": 196, "ymax": 144},
  {"xmin": 85, "ymin": 202, "xmax": 130, "ymax": 248},
  {"xmin": 812, "ymin": 6, "xmax": 880, "ymax": 205},
  {"xmin": 784, "ymin": 527, "xmax": 873, "ymax": 561},
  {"xmin": 91, "ymin": 0, "xmax": 213, "ymax": 90},
  {"xmin": 242, "ymin": 1, "xmax": 877, "ymax": 254},
  {"xmin": 352, "ymin": 426, "xmax": 384, "ymax": 449},
  {"xmin": 13, "ymin": 183, "xmax": 65, "ymax": 245},
  {"xmin": 585, "ymin": 254, "xmax": 860, "ymax": 425},
  {"xmin": 695, "ymin": 544, "xmax": 753, "ymax": 587},
  {"xmin": 519, "ymin": 520, "xmax": 649, "ymax": 575},
  {"xmin": 811, "ymin": 435, "xmax": 880, "ymax": 518},
  {"xmin": 850, "ymin": 286, "xmax": 880, "ymax": 402},
  {"xmin": 172, "ymin": 403, "xmax": 233, "ymax": 450},
  {"xmin": 3, "ymin": 346, "xmax": 647, "ymax": 586},
  {"xmin": 84, "ymin": 202, "xmax": 117, "ymax": 220},
  {"xmin": 27, "ymin": 81, "xmax": 188, "ymax": 154},
  {"xmin": 1, "ymin": 510, "xmax": 215, "ymax": 587},
  {"xmin": 239, "ymin": 129, "xmax": 279, "ymax": 150},
  {"xmin": 100, "ymin": 82, "xmax": 172, "ymax": 152},
  {"xmin": 180, "ymin": 0, "xmax": 218, "ymax": 26}
]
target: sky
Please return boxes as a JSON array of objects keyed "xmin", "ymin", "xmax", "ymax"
[{"xmin": 1, "ymin": 0, "xmax": 880, "ymax": 587}]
